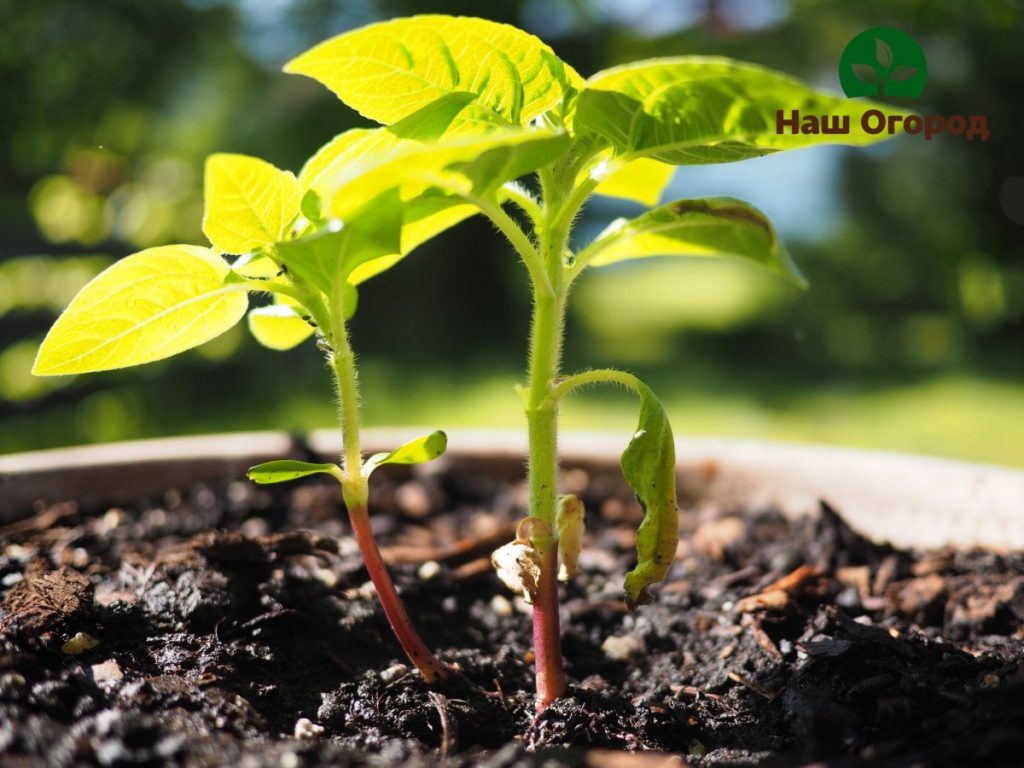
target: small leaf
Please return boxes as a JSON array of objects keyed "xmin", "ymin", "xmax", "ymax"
[
  {"xmin": 33, "ymin": 245, "xmax": 248, "ymax": 376},
  {"xmin": 284, "ymin": 15, "xmax": 583, "ymax": 126},
  {"xmin": 301, "ymin": 189, "xmax": 324, "ymax": 224},
  {"xmin": 274, "ymin": 189, "xmax": 403, "ymax": 295},
  {"xmin": 889, "ymin": 66, "xmax": 919, "ymax": 82},
  {"xmin": 575, "ymin": 57, "xmax": 913, "ymax": 164},
  {"xmin": 587, "ymin": 155, "xmax": 676, "ymax": 207},
  {"xmin": 248, "ymin": 460, "xmax": 342, "ymax": 484},
  {"xmin": 362, "ymin": 430, "xmax": 447, "ymax": 478},
  {"xmin": 203, "ymin": 154, "xmax": 300, "ymax": 254},
  {"xmin": 875, "ymin": 38, "xmax": 893, "ymax": 69},
  {"xmin": 247, "ymin": 304, "xmax": 314, "ymax": 351},
  {"xmin": 851, "ymin": 63, "xmax": 878, "ymax": 83},
  {"xmin": 584, "ymin": 197, "xmax": 805, "ymax": 287},
  {"xmin": 232, "ymin": 253, "xmax": 281, "ymax": 278},
  {"xmin": 620, "ymin": 380, "xmax": 678, "ymax": 608},
  {"xmin": 341, "ymin": 281, "xmax": 359, "ymax": 320}
]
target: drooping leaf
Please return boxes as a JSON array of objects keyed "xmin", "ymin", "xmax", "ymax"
[
  {"xmin": 587, "ymin": 155, "xmax": 676, "ymax": 206},
  {"xmin": 851, "ymin": 63, "xmax": 878, "ymax": 83},
  {"xmin": 248, "ymin": 459, "xmax": 342, "ymax": 484},
  {"xmin": 247, "ymin": 304, "xmax": 314, "ymax": 350},
  {"xmin": 620, "ymin": 380, "xmax": 678, "ymax": 608},
  {"xmin": 575, "ymin": 57, "xmax": 912, "ymax": 164},
  {"xmin": 203, "ymin": 154, "xmax": 300, "ymax": 254},
  {"xmin": 33, "ymin": 246, "xmax": 248, "ymax": 376},
  {"xmin": 274, "ymin": 190, "xmax": 403, "ymax": 295},
  {"xmin": 583, "ymin": 196, "xmax": 805, "ymax": 286},
  {"xmin": 362, "ymin": 430, "xmax": 448, "ymax": 478},
  {"xmin": 284, "ymin": 15, "xmax": 582, "ymax": 126},
  {"xmin": 875, "ymin": 38, "xmax": 893, "ymax": 69}
]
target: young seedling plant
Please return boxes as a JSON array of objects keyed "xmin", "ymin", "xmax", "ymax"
[
  {"xmin": 279, "ymin": 15, "xmax": 909, "ymax": 709},
  {"xmin": 32, "ymin": 158, "xmax": 455, "ymax": 682},
  {"xmin": 33, "ymin": 13, "xmax": 908, "ymax": 711}
]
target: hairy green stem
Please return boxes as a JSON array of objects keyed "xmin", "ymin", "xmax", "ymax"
[
  {"xmin": 475, "ymin": 196, "xmax": 553, "ymax": 297},
  {"xmin": 328, "ymin": 288, "xmax": 364, "ymax": 483},
  {"xmin": 547, "ymin": 368, "xmax": 643, "ymax": 404},
  {"xmin": 522, "ymin": 172, "xmax": 580, "ymax": 708},
  {"xmin": 501, "ymin": 181, "xmax": 544, "ymax": 226},
  {"xmin": 326, "ymin": 285, "xmax": 449, "ymax": 682}
]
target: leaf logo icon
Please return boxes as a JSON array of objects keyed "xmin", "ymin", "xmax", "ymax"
[
  {"xmin": 876, "ymin": 38, "xmax": 893, "ymax": 68},
  {"xmin": 839, "ymin": 27, "xmax": 927, "ymax": 99}
]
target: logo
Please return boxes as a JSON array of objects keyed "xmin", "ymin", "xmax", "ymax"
[
  {"xmin": 839, "ymin": 27, "xmax": 927, "ymax": 99},
  {"xmin": 775, "ymin": 27, "xmax": 987, "ymax": 143}
]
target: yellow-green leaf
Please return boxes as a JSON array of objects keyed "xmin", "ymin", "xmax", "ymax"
[
  {"xmin": 302, "ymin": 117, "xmax": 567, "ymax": 221},
  {"xmin": 248, "ymin": 460, "xmax": 342, "ymax": 485},
  {"xmin": 589, "ymin": 155, "xmax": 675, "ymax": 206},
  {"xmin": 576, "ymin": 57, "xmax": 913, "ymax": 164},
  {"xmin": 274, "ymin": 190, "xmax": 403, "ymax": 296},
  {"xmin": 33, "ymin": 245, "xmax": 248, "ymax": 375},
  {"xmin": 348, "ymin": 192, "xmax": 478, "ymax": 286},
  {"xmin": 203, "ymin": 153, "xmax": 301, "ymax": 254},
  {"xmin": 247, "ymin": 304, "xmax": 314, "ymax": 351},
  {"xmin": 582, "ymin": 196, "xmax": 805, "ymax": 287},
  {"xmin": 284, "ymin": 15, "xmax": 582, "ymax": 126},
  {"xmin": 362, "ymin": 430, "xmax": 448, "ymax": 477}
]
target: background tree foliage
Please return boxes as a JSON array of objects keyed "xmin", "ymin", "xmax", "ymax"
[{"xmin": 1, "ymin": 0, "xmax": 1022, "ymax": 464}]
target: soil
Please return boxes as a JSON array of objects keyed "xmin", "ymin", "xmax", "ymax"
[{"xmin": 2, "ymin": 462, "xmax": 1024, "ymax": 767}]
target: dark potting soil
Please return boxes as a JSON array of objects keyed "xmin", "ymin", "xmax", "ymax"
[{"xmin": 2, "ymin": 464, "xmax": 1024, "ymax": 767}]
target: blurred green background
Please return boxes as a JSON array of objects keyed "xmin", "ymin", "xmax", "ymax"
[{"xmin": 1, "ymin": 0, "xmax": 1022, "ymax": 466}]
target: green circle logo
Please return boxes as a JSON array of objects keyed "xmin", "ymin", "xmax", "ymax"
[{"xmin": 839, "ymin": 27, "xmax": 927, "ymax": 99}]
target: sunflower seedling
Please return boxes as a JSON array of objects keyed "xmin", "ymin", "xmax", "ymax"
[{"xmin": 284, "ymin": 14, "xmax": 909, "ymax": 709}]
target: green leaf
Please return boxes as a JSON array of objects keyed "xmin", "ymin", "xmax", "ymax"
[
  {"xmin": 362, "ymin": 430, "xmax": 448, "ymax": 478},
  {"xmin": 588, "ymin": 155, "xmax": 675, "ymax": 206},
  {"xmin": 620, "ymin": 380, "xmax": 678, "ymax": 608},
  {"xmin": 247, "ymin": 304, "xmax": 314, "ymax": 350},
  {"xmin": 247, "ymin": 460, "xmax": 342, "ymax": 485},
  {"xmin": 232, "ymin": 253, "xmax": 281, "ymax": 278},
  {"xmin": 33, "ymin": 245, "xmax": 248, "ymax": 376},
  {"xmin": 575, "ymin": 57, "xmax": 912, "ymax": 164},
  {"xmin": 203, "ymin": 154, "xmax": 300, "ymax": 254},
  {"xmin": 284, "ymin": 15, "xmax": 582, "ymax": 126},
  {"xmin": 313, "ymin": 127, "xmax": 569, "ymax": 219},
  {"xmin": 274, "ymin": 190, "xmax": 403, "ymax": 295},
  {"xmin": 583, "ymin": 196, "xmax": 805, "ymax": 287},
  {"xmin": 297, "ymin": 94, "xmax": 493, "ymax": 194},
  {"xmin": 347, "ymin": 192, "xmax": 478, "ymax": 286}
]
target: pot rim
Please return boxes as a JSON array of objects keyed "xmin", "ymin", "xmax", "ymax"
[{"xmin": 2, "ymin": 428, "xmax": 1023, "ymax": 549}]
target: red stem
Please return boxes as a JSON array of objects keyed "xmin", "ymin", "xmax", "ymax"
[
  {"xmin": 347, "ymin": 504, "xmax": 450, "ymax": 682},
  {"xmin": 532, "ymin": 543, "xmax": 566, "ymax": 710}
]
